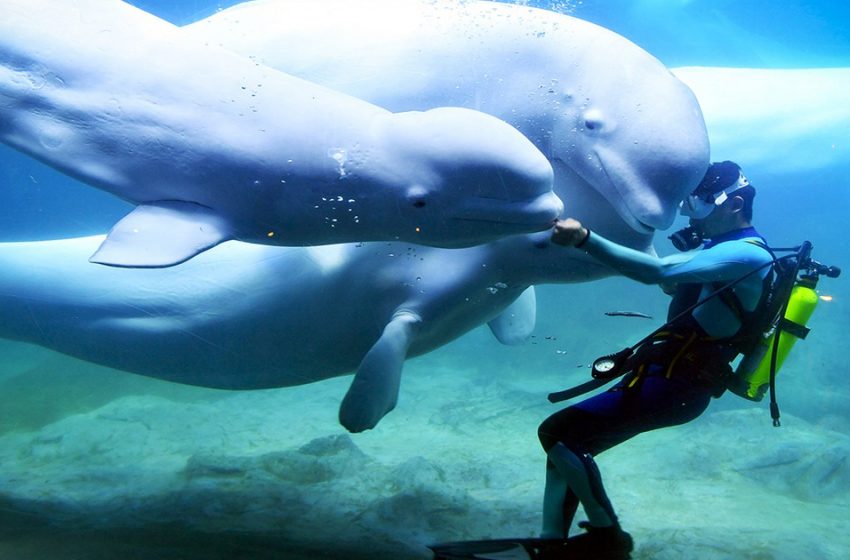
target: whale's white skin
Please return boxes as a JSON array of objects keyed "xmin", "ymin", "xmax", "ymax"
[
  {"xmin": 184, "ymin": 0, "xmax": 711, "ymax": 248},
  {"xmin": 672, "ymin": 66, "xmax": 850, "ymax": 174},
  {"xmin": 0, "ymin": 0, "xmax": 561, "ymax": 267},
  {"xmin": 0, "ymin": 233, "xmax": 605, "ymax": 432}
]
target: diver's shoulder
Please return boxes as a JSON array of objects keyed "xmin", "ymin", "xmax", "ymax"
[
  {"xmin": 704, "ymin": 235, "xmax": 772, "ymax": 261},
  {"xmin": 737, "ymin": 236, "xmax": 774, "ymax": 263}
]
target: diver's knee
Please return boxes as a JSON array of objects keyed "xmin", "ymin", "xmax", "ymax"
[
  {"xmin": 538, "ymin": 418, "xmax": 560, "ymax": 451},
  {"xmin": 539, "ymin": 408, "xmax": 584, "ymax": 452}
]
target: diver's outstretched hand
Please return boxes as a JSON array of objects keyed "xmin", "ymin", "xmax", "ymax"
[{"xmin": 551, "ymin": 218, "xmax": 589, "ymax": 247}]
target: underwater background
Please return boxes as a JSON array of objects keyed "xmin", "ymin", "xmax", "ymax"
[{"xmin": 0, "ymin": 1, "xmax": 848, "ymax": 559}]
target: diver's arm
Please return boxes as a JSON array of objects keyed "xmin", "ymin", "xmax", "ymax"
[
  {"xmin": 552, "ymin": 219, "xmax": 768, "ymax": 286},
  {"xmin": 583, "ymin": 232, "xmax": 769, "ymax": 285},
  {"xmin": 551, "ymin": 218, "xmax": 678, "ymax": 284},
  {"xmin": 580, "ymin": 231, "xmax": 681, "ymax": 284}
]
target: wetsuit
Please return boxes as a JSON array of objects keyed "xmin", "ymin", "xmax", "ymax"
[{"xmin": 538, "ymin": 226, "xmax": 773, "ymax": 538}]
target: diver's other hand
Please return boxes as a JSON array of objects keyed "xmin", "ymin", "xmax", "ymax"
[{"xmin": 551, "ymin": 218, "xmax": 589, "ymax": 247}]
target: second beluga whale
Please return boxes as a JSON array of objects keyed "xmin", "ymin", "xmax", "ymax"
[
  {"xmin": 0, "ymin": 0, "xmax": 560, "ymax": 267},
  {"xmin": 0, "ymin": 231, "xmax": 606, "ymax": 433}
]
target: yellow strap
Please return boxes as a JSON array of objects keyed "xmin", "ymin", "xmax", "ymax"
[
  {"xmin": 665, "ymin": 332, "xmax": 698, "ymax": 378},
  {"xmin": 627, "ymin": 364, "xmax": 646, "ymax": 388}
]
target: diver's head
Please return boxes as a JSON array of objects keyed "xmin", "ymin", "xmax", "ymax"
[{"xmin": 681, "ymin": 160, "xmax": 755, "ymax": 236}]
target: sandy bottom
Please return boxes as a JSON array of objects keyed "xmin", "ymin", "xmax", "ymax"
[{"xmin": 1, "ymin": 332, "xmax": 848, "ymax": 560}]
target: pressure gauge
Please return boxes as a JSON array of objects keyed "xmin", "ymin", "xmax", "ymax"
[
  {"xmin": 590, "ymin": 347, "xmax": 633, "ymax": 379},
  {"xmin": 592, "ymin": 356, "xmax": 618, "ymax": 375}
]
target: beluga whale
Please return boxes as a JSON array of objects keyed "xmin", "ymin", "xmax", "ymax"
[
  {"xmin": 0, "ymin": 0, "xmax": 561, "ymax": 268},
  {"xmin": 184, "ymin": 0, "xmax": 711, "ymax": 252}
]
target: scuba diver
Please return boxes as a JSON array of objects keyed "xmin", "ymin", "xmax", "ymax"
[{"xmin": 538, "ymin": 161, "xmax": 772, "ymax": 559}]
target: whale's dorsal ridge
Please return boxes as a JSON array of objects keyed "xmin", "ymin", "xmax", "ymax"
[{"xmin": 89, "ymin": 201, "xmax": 232, "ymax": 268}]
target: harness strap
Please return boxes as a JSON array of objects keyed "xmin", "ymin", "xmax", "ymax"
[
  {"xmin": 548, "ymin": 377, "xmax": 611, "ymax": 402},
  {"xmin": 548, "ymin": 329, "xmax": 715, "ymax": 403},
  {"xmin": 665, "ymin": 332, "xmax": 698, "ymax": 378}
]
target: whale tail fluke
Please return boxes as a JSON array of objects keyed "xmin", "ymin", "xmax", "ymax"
[{"xmin": 89, "ymin": 201, "xmax": 232, "ymax": 268}]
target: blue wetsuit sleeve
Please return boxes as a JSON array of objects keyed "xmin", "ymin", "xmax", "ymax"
[{"xmin": 582, "ymin": 231, "xmax": 768, "ymax": 285}]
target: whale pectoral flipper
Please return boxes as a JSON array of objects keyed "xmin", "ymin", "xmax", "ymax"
[
  {"xmin": 488, "ymin": 286, "xmax": 536, "ymax": 345},
  {"xmin": 339, "ymin": 311, "xmax": 421, "ymax": 433},
  {"xmin": 89, "ymin": 201, "xmax": 233, "ymax": 268}
]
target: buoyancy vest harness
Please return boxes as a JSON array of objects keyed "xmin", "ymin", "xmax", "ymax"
[{"xmin": 548, "ymin": 241, "xmax": 840, "ymax": 427}]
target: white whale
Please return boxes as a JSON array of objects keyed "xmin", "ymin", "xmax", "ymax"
[
  {"xmin": 0, "ymin": 233, "xmax": 606, "ymax": 433},
  {"xmin": 184, "ymin": 0, "xmax": 711, "ymax": 249},
  {"xmin": 0, "ymin": 0, "xmax": 560, "ymax": 267}
]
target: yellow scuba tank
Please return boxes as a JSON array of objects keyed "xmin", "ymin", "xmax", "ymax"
[{"xmin": 729, "ymin": 276, "xmax": 819, "ymax": 401}]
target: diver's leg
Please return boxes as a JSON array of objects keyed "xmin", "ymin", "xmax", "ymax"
[
  {"xmin": 540, "ymin": 373, "xmax": 714, "ymax": 529},
  {"xmin": 538, "ymin": 395, "xmax": 633, "ymax": 538},
  {"xmin": 539, "ymin": 446, "xmax": 631, "ymax": 559},
  {"xmin": 547, "ymin": 443, "xmax": 617, "ymax": 527},
  {"xmin": 539, "ymin": 374, "xmax": 716, "ymax": 559},
  {"xmin": 541, "ymin": 461, "xmax": 579, "ymax": 538}
]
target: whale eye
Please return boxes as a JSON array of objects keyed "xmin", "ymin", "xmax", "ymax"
[
  {"xmin": 582, "ymin": 108, "xmax": 607, "ymax": 133},
  {"xmin": 407, "ymin": 185, "xmax": 430, "ymax": 209}
]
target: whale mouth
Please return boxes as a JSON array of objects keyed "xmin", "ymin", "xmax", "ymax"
[
  {"xmin": 452, "ymin": 192, "xmax": 564, "ymax": 229},
  {"xmin": 594, "ymin": 149, "xmax": 665, "ymax": 235},
  {"xmin": 632, "ymin": 219, "xmax": 655, "ymax": 234}
]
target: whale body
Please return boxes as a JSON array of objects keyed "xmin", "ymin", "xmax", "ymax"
[
  {"xmin": 0, "ymin": 0, "xmax": 561, "ymax": 267},
  {"xmin": 184, "ymin": 0, "xmax": 711, "ymax": 250},
  {"xmin": 0, "ymin": 233, "xmax": 605, "ymax": 432}
]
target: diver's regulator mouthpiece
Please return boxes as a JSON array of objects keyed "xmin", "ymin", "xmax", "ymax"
[{"xmin": 669, "ymin": 225, "xmax": 703, "ymax": 252}]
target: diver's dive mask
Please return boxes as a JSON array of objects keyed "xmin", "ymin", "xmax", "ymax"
[
  {"xmin": 679, "ymin": 165, "xmax": 751, "ymax": 219},
  {"xmin": 671, "ymin": 160, "xmax": 752, "ymax": 251}
]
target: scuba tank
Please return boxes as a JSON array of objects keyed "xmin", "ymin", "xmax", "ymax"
[
  {"xmin": 727, "ymin": 276, "xmax": 819, "ymax": 402},
  {"xmin": 726, "ymin": 241, "xmax": 839, "ymax": 424}
]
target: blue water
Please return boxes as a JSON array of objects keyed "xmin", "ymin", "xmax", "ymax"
[
  {"xmin": 130, "ymin": 0, "xmax": 850, "ymax": 67},
  {"xmin": 0, "ymin": 2, "xmax": 848, "ymax": 559}
]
